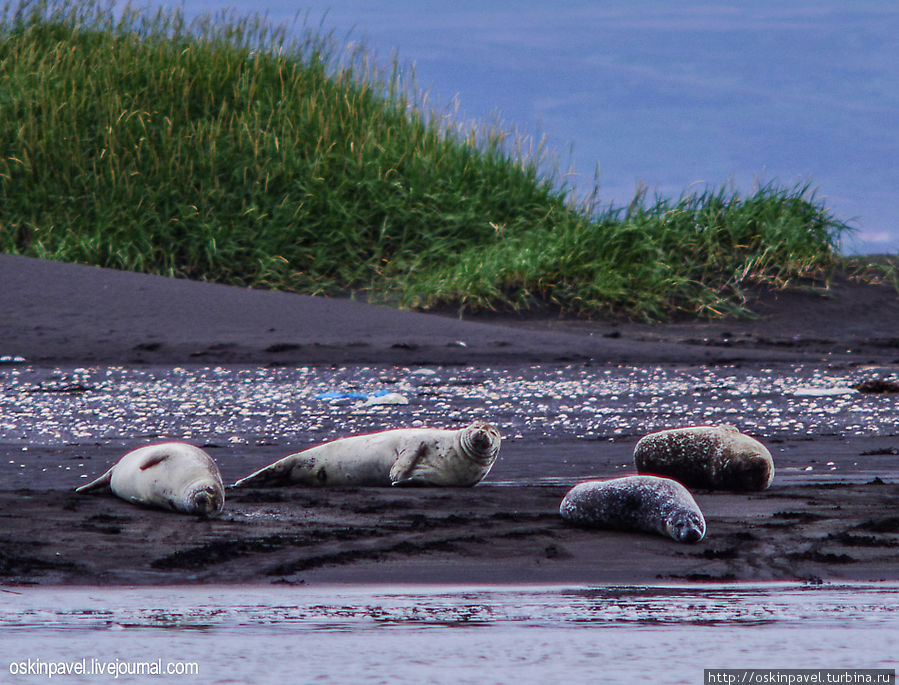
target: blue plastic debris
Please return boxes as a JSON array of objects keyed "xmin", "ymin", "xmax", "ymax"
[{"xmin": 314, "ymin": 390, "xmax": 393, "ymax": 401}]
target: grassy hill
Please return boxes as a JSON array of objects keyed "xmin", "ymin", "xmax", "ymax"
[{"xmin": 0, "ymin": 1, "xmax": 870, "ymax": 320}]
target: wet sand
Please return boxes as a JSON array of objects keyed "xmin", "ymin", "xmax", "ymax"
[
  {"xmin": 1, "ymin": 253, "xmax": 898, "ymax": 586},
  {"xmin": 5, "ymin": 477, "xmax": 898, "ymax": 586}
]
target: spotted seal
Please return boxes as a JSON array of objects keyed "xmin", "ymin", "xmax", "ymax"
[
  {"xmin": 233, "ymin": 421, "xmax": 501, "ymax": 488},
  {"xmin": 634, "ymin": 424, "xmax": 774, "ymax": 491},
  {"xmin": 559, "ymin": 475, "xmax": 706, "ymax": 543},
  {"xmin": 75, "ymin": 442, "xmax": 225, "ymax": 515}
]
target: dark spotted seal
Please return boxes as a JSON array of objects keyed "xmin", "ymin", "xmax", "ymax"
[
  {"xmin": 634, "ymin": 424, "xmax": 774, "ymax": 491},
  {"xmin": 559, "ymin": 475, "xmax": 706, "ymax": 543}
]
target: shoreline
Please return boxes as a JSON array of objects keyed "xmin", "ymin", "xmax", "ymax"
[{"xmin": 6, "ymin": 579, "xmax": 898, "ymax": 592}]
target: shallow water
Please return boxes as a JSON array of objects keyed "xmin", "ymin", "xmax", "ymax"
[{"xmin": 1, "ymin": 583, "xmax": 897, "ymax": 684}]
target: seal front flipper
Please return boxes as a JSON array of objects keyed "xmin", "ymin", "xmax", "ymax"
[
  {"xmin": 139, "ymin": 453, "xmax": 170, "ymax": 470},
  {"xmin": 389, "ymin": 442, "xmax": 433, "ymax": 486},
  {"xmin": 74, "ymin": 465, "xmax": 115, "ymax": 494}
]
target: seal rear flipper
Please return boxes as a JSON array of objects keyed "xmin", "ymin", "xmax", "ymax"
[
  {"xmin": 74, "ymin": 465, "xmax": 115, "ymax": 494},
  {"xmin": 232, "ymin": 459, "xmax": 295, "ymax": 488},
  {"xmin": 231, "ymin": 469, "xmax": 270, "ymax": 488}
]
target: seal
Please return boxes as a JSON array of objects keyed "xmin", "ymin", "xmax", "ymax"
[
  {"xmin": 75, "ymin": 442, "xmax": 225, "ymax": 515},
  {"xmin": 232, "ymin": 421, "xmax": 501, "ymax": 488},
  {"xmin": 559, "ymin": 475, "xmax": 706, "ymax": 543},
  {"xmin": 634, "ymin": 424, "xmax": 774, "ymax": 491}
]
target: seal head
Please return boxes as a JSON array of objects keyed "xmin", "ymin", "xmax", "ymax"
[
  {"xmin": 665, "ymin": 507, "xmax": 706, "ymax": 543},
  {"xmin": 184, "ymin": 482, "xmax": 225, "ymax": 516},
  {"xmin": 459, "ymin": 422, "xmax": 502, "ymax": 465}
]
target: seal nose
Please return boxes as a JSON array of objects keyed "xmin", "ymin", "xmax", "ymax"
[
  {"xmin": 190, "ymin": 487, "xmax": 222, "ymax": 516},
  {"xmin": 681, "ymin": 527, "xmax": 702, "ymax": 544},
  {"xmin": 470, "ymin": 429, "xmax": 491, "ymax": 452},
  {"xmin": 671, "ymin": 519, "xmax": 704, "ymax": 543}
]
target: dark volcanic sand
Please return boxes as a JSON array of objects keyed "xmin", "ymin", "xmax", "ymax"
[
  {"xmin": 4, "ymin": 252, "xmax": 899, "ymax": 367},
  {"xmin": 1, "ymin": 253, "xmax": 898, "ymax": 586},
  {"xmin": 6, "ymin": 480, "xmax": 899, "ymax": 586}
]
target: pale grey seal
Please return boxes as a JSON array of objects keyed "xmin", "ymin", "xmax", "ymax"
[
  {"xmin": 559, "ymin": 475, "xmax": 706, "ymax": 543},
  {"xmin": 233, "ymin": 421, "xmax": 501, "ymax": 488},
  {"xmin": 75, "ymin": 442, "xmax": 225, "ymax": 515},
  {"xmin": 634, "ymin": 424, "xmax": 774, "ymax": 491}
]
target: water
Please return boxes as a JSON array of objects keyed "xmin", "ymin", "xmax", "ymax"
[
  {"xmin": 1, "ymin": 583, "xmax": 896, "ymax": 683},
  {"xmin": 114, "ymin": 0, "xmax": 899, "ymax": 254}
]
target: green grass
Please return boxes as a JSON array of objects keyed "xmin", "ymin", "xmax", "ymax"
[{"xmin": 0, "ymin": 1, "xmax": 877, "ymax": 320}]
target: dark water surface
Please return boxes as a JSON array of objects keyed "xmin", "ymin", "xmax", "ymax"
[{"xmin": 2, "ymin": 583, "xmax": 897, "ymax": 683}]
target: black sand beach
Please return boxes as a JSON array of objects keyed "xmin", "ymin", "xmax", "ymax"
[{"xmin": 1, "ymin": 253, "xmax": 898, "ymax": 586}]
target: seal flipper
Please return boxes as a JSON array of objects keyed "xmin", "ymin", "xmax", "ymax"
[
  {"xmin": 74, "ymin": 465, "xmax": 115, "ymax": 494},
  {"xmin": 389, "ymin": 442, "xmax": 433, "ymax": 486},
  {"xmin": 139, "ymin": 453, "xmax": 170, "ymax": 470},
  {"xmin": 232, "ymin": 458, "xmax": 298, "ymax": 488}
]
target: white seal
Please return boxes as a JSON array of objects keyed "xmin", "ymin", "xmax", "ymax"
[
  {"xmin": 634, "ymin": 424, "xmax": 774, "ymax": 491},
  {"xmin": 559, "ymin": 475, "xmax": 706, "ymax": 543},
  {"xmin": 233, "ymin": 421, "xmax": 501, "ymax": 488},
  {"xmin": 75, "ymin": 442, "xmax": 225, "ymax": 515}
]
